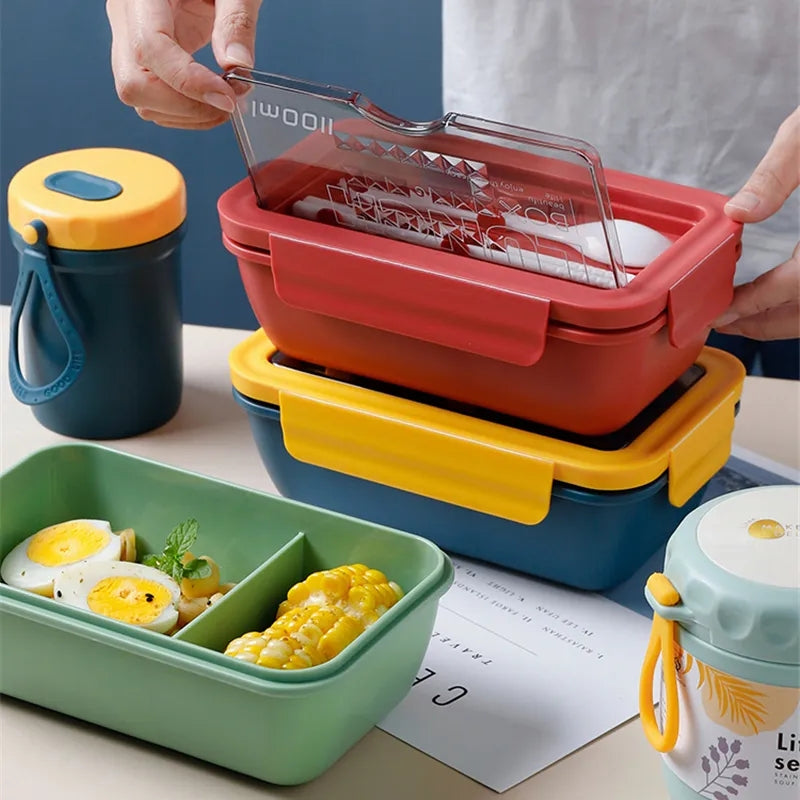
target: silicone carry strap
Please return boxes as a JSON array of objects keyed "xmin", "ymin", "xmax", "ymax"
[
  {"xmin": 8, "ymin": 220, "xmax": 86, "ymax": 404},
  {"xmin": 639, "ymin": 573, "xmax": 681, "ymax": 753}
]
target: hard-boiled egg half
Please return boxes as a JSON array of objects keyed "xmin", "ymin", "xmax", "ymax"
[
  {"xmin": 1, "ymin": 519, "xmax": 122, "ymax": 597},
  {"xmin": 53, "ymin": 561, "xmax": 181, "ymax": 634}
]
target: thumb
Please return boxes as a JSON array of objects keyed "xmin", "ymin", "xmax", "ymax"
[
  {"xmin": 725, "ymin": 106, "xmax": 800, "ymax": 223},
  {"xmin": 712, "ymin": 243, "xmax": 800, "ymax": 339},
  {"xmin": 212, "ymin": 0, "xmax": 263, "ymax": 71}
]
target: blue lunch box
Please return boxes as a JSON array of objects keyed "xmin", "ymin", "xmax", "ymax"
[{"xmin": 229, "ymin": 330, "xmax": 744, "ymax": 591}]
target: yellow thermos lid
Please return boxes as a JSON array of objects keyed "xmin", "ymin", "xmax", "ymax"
[{"xmin": 7, "ymin": 148, "xmax": 186, "ymax": 250}]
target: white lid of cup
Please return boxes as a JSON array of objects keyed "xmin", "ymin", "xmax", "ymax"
[{"xmin": 697, "ymin": 485, "xmax": 799, "ymax": 590}]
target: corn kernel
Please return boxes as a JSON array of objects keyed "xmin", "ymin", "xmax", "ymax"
[
  {"xmin": 318, "ymin": 613, "xmax": 363, "ymax": 661},
  {"xmin": 232, "ymin": 652, "xmax": 257, "ymax": 663}
]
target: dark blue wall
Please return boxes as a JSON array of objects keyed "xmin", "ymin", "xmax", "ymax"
[{"xmin": 0, "ymin": 1, "xmax": 443, "ymax": 328}]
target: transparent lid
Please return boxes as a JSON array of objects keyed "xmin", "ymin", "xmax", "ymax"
[{"xmin": 225, "ymin": 68, "xmax": 629, "ymax": 289}]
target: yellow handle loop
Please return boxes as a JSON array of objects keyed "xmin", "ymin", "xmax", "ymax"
[{"xmin": 639, "ymin": 573, "xmax": 681, "ymax": 753}]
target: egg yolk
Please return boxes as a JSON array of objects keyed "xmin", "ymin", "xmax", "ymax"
[
  {"xmin": 26, "ymin": 522, "xmax": 110, "ymax": 567},
  {"xmin": 87, "ymin": 577, "xmax": 172, "ymax": 625}
]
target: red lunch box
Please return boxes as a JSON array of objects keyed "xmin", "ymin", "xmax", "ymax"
[{"xmin": 217, "ymin": 70, "xmax": 742, "ymax": 435}]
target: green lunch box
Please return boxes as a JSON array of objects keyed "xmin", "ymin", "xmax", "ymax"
[{"xmin": 0, "ymin": 444, "xmax": 453, "ymax": 785}]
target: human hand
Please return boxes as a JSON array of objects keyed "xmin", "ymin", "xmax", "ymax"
[
  {"xmin": 106, "ymin": 0, "xmax": 262, "ymax": 129},
  {"xmin": 713, "ymin": 107, "xmax": 800, "ymax": 341}
]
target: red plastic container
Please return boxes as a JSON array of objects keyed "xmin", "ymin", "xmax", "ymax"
[{"xmin": 218, "ymin": 70, "xmax": 742, "ymax": 435}]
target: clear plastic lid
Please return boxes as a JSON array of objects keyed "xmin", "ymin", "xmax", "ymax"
[{"xmin": 225, "ymin": 68, "xmax": 630, "ymax": 288}]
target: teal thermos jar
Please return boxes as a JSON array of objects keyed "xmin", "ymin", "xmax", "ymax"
[{"xmin": 640, "ymin": 485, "xmax": 800, "ymax": 800}]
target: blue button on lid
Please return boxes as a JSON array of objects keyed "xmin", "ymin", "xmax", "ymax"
[{"xmin": 43, "ymin": 170, "xmax": 123, "ymax": 201}]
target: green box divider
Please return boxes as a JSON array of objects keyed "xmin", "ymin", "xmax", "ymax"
[{"xmin": 174, "ymin": 532, "xmax": 306, "ymax": 650}]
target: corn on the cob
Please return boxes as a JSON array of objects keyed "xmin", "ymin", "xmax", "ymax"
[
  {"xmin": 277, "ymin": 563, "xmax": 404, "ymax": 626},
  {"xmin": 224, "ymin": 564, "xmax": 405, "ymax": 670},
  {"xmin": 224, "ymin": 605, "xmax": 364, "ymax": 669}
]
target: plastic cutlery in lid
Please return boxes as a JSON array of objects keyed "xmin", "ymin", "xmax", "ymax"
[{"xmin": 225, "ymin": 69, "xmax": 673, "ymax": 289}]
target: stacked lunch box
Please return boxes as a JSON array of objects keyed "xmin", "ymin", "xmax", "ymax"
[{"xmin": 219, "ymin": 69, "xmax": 746, "ymax": 591}]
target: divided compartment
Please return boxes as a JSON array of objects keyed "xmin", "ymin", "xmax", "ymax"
[
  {"xmin": 0, "ymin": 444, "xmax": 299, "ymax": 617},
  {"xmin": 175, "ymin": 522, "xmax": 446, "ymax": 682},
  {"xmin": 0, "ymin": 443, "xmax": 447, "ymax": 674}
]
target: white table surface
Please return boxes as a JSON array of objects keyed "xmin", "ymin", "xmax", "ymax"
[{"xmin": 1, "ymin": 305, "xmax": 798, "ymax": 800}]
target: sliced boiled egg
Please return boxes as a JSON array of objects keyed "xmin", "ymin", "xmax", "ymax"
[
  {"xmin": 1, "ymin": 519, "xmax": 121, "ymax": 597},
  {"xmin": 53, "ymin": 561, "xmax": 180, "ymax": 634}
]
